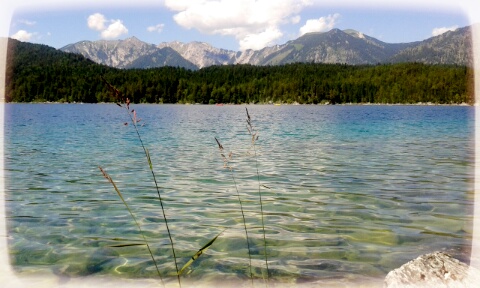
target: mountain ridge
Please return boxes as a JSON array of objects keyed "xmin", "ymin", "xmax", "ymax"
[
  {"xmin": 6, "ymin": 38, "xmax": 473, "ymax": 105},
  {"xmin": 60, "ymin": 25, "xmax": 473, "ymax": 70}
]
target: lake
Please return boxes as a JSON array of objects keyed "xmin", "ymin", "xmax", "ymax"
[{"xmin": 3, "ymin": 103, "xmax": 475, "ymax": 287}]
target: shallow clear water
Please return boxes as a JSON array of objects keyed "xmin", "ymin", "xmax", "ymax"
[{"xmin": 4, "ymin": 103, "xmax": 475, "ymax": 286}]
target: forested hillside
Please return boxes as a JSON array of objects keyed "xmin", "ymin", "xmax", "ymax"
[{"xmin": 5, "ymin": 39, "xmax": 474, "ymax": 104}]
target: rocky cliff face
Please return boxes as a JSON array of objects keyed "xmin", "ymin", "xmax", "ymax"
[
  {"xmin": 389, "ymin": 26, "xmax": 473, "ymax": 66},
  {"xmin": 157, "ymin": 41, "xmax": 236, "ymax": 68},
  {"xmin": 60, "ymin": 25, "xmax": 473, "ymax": 69},
  {"xmin": 61, "ymin": 36, "xmax": 196, "ymax": 69},
  {"xmin": 62, "ymin": 37, "xmax": 156, "ymax": 68}
]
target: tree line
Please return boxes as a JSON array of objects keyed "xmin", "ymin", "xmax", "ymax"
[{"xmin": 5, "ymin": 39, "xmax": 474, "ymax": 104}]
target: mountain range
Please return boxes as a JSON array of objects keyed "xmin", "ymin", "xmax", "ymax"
[{"xmin": 60, "ymin": 25, "xmax": 473, "ymax": 70}]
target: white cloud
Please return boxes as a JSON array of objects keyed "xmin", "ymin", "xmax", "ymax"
[
  {"xmin": 299, "ymin": 13, "xmax": 340, "ymax": 36},
  {"xmin": 87, "ymin": 13, "xmax": 106, "ymax": 31},
  {"xmin": 164, "ymin": 0, "xmax": 206, "ymax": 11},
  {"xmin": 87, "ymin": 13, "xmax": 128, "ymax": 39},
  {"xmin": 291, "ymin": 15, "xmax": 301, "ymax": 24},
  {"xmin": 147, "ymin": 24, "xmax": 165, "ymax": 33},
  {"xmin": 11, "ymin": 30, "xmax": 33, "ymax": 41},
  {"xmin": 164, "ymin": 0, "xmax": 313, "ymax": 50},
  {"xmin": 100, "ymin": 20, "xmax": 128, "ymax": 39},
  {"xmin": 239, "ymin": 27, "xmax": 283, "ymax": 51},
  {"xmin": 18, "ymin": 19, "xmax": 36, "ymax": 26},
  {"xmin": 432, "ymin": 25, "xmax": 458, "ymax": 37}
]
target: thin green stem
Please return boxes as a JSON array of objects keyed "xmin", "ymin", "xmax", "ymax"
[
  {"xmin": 126, "ymin": 108, "xmax": 181, "ymax": 287},
  {"xmin": 215, "ymin": 137, "xmax": 253, "ymax": 285},
  {"xmin": 101, "ymin": 77, "xmax": 180, "ymax": 286},
  {"xmin": 252, "ymin": 143, "xmax": 269, "ymax": 281},
  {"xmin": 230, "ymin": 169, "xmax": 254, "ymax": 285},
  {"xmin": 245, "ymin": 107, "xmax": 269, "ymax": 282},
  {"xmin": 99, "ymin": 167, "xmax": 165, "ymax": 287}
]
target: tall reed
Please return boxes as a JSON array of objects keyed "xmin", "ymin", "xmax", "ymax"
[
  {"xmin": 215, "ymin": 137, "xmax": 254, "ymax": 284},
  {"xmin": 245, "ymin": 107, "xmax": 270, "ymax": 280},
  {"xmin": 101, "ymin": 77, "xmax": 181, "ymax": 287},
  {"xmin": 98, "ymin": 166, "xmax": 165, "ymax": 286}
]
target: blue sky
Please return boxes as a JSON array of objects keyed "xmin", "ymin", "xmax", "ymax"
[{"xmin": 2, "ymin": 0, "xmax": 479, "ymax": 51}]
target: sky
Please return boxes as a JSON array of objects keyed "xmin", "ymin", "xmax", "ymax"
[{"xmin": 1, "ymin": 0, "xmax": 479, "ymax": 52}]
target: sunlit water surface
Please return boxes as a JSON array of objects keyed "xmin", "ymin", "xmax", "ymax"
[{"xmin": 4, "ymin": 104, "xmax": 474, "ymax": 287}]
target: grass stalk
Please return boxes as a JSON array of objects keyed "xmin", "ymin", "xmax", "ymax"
[
  {"xmin": 102, "ymin": 77, "xmax": 181, "ymax": 287},
  {"xmin": 98, "ymin": 166, "xmax": 165, "ymax": 287},
  {"xmin": 245, "ymin": 107, "xmax": 270, "ymax": 281},
  {"xmin": 130, "ymin": 112, "xmax": 181, "ymax": 287},
  {"xmin": 215, "ymin": 137, "xmax": 254, "ymax": 284}
]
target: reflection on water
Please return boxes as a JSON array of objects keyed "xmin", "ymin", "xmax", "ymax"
[{"xmin": 4, "ymin": 104, "xmax": 474, "ymax": 286}]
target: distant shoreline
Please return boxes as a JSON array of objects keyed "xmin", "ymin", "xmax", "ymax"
[{"xmin": 3, "ymin": 101, "xmax": 473, "ymax": 106}]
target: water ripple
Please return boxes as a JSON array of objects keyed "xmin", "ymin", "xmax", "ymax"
[{"xmin": 4, "ymin": 104, "xmax": 474, "ymax": 285}]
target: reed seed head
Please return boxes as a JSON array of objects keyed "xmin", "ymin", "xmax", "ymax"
[{"xmin": 215, "ymin": 137, "xmax": 224, "ymax": 150}]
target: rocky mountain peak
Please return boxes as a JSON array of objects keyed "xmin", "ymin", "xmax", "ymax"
[
  {"xmin": 60, "ymin": 25, "xmax": 473, "ymax": 70},
  {"xmin": 344, "ymin": 29, "xmax": 365, "ymax": 39},
  {"xmin": 124, "ymin": 36, "xmax": 144, "ymax": 45}
]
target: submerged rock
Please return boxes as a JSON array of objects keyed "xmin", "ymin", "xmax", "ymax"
[{"xmin": 384, "ymin": 251, "xmax": 480, "ymax": 288}]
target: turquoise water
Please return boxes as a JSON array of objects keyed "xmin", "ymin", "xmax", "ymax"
[{"xmin": 4, "ymin": 104, "xmax": 475, "ymax": 286}]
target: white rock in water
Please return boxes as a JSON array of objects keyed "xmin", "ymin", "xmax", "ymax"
[{"xmin": 384, "ymin": 251, "xmax": 480, "ymax": 288}]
